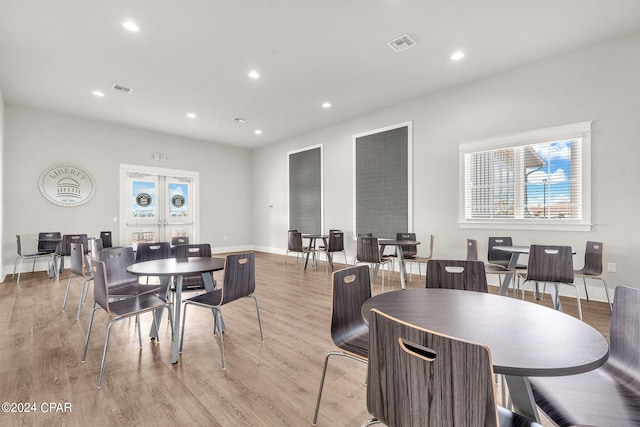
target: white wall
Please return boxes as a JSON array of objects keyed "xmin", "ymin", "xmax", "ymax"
[
  {"xmin": 251, "ymin": 32, "xmax": 640, "ymax": 300},
  {"xmin": 0, "ymin": 88, "xmax": 5, "ymax": 278},
  {"xmin": 3, "ymin": 105, "xmax": 253, "ymax": 277}
]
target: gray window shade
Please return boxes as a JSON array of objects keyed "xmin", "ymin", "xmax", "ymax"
[
  {"xmin": 356, "ymin": 126, "xmax": 408, "ymax": 238},
  {"xmin": 289, "ymin": 147, "xmax": 322, "ymax": 234}
]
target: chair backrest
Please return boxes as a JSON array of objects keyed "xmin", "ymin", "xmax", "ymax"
[
  {"xmin": 219, "ymin": 252, "xmax": 256, "ymax": 305},
  {"xmin": 136, "ymin": 242, "xmax": 170, "ymax": 262},
  {"xmin": 174, "ymin": 243, "xmax": 211, "ymax": 259},
  {"xmin": 58, "ymin": 234, "xmax": 89, "ymax": 256},
  {"xmin": 171, "ymin": 236, "xmax": 189, "ymax": 246},
  {"xmin": 467, "ymin": 239, "xmax": 479, "ymax": 261},
  {"xmin": 580, "ymin": 241, "xmax": 604, "ymax": 276},
  {"xmin": 69, "ymin": 242, "xmax": 87, "ymax": 277},
  {"xmin": 38, "ymin": 232, "xmax": 61, "ymax": 253},
  {"xmin": 525, "ymin": 245, "xmax": 574, "ymax": 283},
  {"xmin": 425, "ymin": 260, "xmax": 488, "ymax": 293},
  {"xmin": 357, "ymin": 236, "xmax": 382, "ymax": 264},
  {"xmin": 92, "ymin": 260, "xmax": 111, "ymax": 312},
  {"xmin": 330, "ymin": 265, "xmax": 371, "ymax": 358},
  {"xmin": 327, "ymin": 230, "xmax": 345, "ymax": 252},
  {"xmin": 488, "ymin": 236, "xmax": 513, "ymax": 263},
  {"xmin": 90, "ymin": 238, "xmax": 104, "ymax": 261},
  {"xmin": 287, "ymin": 231, "xmax": 304, "ymax": 252},
  {"xmin": 367, "ymin": 309, "xmax": 499, "ymax": 427},
  {"xmin": 15, "ymin": 235, "xmax": 25, "ymax": 256},
  {"xmin": 610, "ymin": 286, "xmax": 640, "ymax": 371},
  {"xmin": 395, "ymin": 232, "xmax": 417, "ymax": 257},
  {"xmin": 99, "ymin": 231, "xmax": 113, "ymax": 248},
  {"xmin": 99, "ymin": 246, "xmax": 137, "ymax": 287}
]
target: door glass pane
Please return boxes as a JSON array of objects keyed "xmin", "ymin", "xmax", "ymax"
[{"xmin": 169, "ymin": 183, "xmax": 188, "ymax": 218}]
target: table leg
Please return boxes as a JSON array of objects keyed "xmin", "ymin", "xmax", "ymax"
[
  {"xmin": 548, "ymin": 283, "xmax": 563, "ymax": 312},
  {"xmin": 504, "ymin": 375, "xmax": 541, "ymax": 423},
  {"xmin": 499, "ymin": 253, "xmax": 521, "ymax": 296},
  {"xmin": 396, "ymin": 246, "xmax": 407, "ymax": 290},
  {"xmin": 303, "ymin": 238, "xmax": 315, "ymax": 271},
  {"xmin": 172, "ymin": 275, "xmax": 183, "ymax": 363},
  {"xmin": 149, "ymin": 276, "xmax": 171, "ymax": 339}
]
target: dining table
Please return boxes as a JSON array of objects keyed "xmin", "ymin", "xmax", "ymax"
[
  {"xmin": 127, "ymin": 257, "xmax": 225, "ymax": 363},
  {"xmin": 378, "ymin": 239, "xmax": 420, "ymax": 290},
  {"xmin": 302, "ymin": 234, "xmax": 329, "ymax": 270},
  {"xmin": 361, "ymin": 288, "xmax": 609, "ymax": 422}
]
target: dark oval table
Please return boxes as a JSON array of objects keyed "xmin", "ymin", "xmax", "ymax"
[
  {"xmin": 362, "ymin": 288, "xmax": 609, "ymax": 421},
  {"xmin": 127, "ymin": 257, "xmax": 225, "ymax": 364}
]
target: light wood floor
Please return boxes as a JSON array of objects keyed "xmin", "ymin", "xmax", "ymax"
[{"xmin": 0, "ymin": 252, "xmax": 611, "ymax": 426}]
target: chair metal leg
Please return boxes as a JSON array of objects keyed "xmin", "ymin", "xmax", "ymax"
[
  {"xmin": 137, "ymin": 314, "xmax": 143, "ymax": 348},
  {"xmin": 214, "ymin": 309, "xmax": 226, "ymax": 370},
  {"xmin": 62, "ymin": 275, "xmax": 74, "ymax": 311},
  {"xmin": 582, "ymin": 277, "xmax": 590, "ymax": 303},
  {"xmin": 179, "ymin": 303, "xmax": 190, "ymax": 352},
  {"xmin": 83, "ymin": 302, "xmax": 99, "ymax": 362},
  {"xmin": 98, "ymin": 320, "xmax": 117, "ymax": 389},
  {"xmin": 312, "ymin": 351, "xmax": 366, "ymax": 426},
  {"xmin": 248, "ymin": 295, "xmax": 264, "ymax": 342}
]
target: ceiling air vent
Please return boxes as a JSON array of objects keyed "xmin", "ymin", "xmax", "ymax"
[
  {"xmin": 111, "ymin": 84, "xmax": 133, "ymax": 94},
  {"xmin": 387, "ymin": 34, "xmax": 416, "ymax": 53}
]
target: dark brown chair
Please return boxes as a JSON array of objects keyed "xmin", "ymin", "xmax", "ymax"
[
  {"xmin": 322, "ymin": 230, "xmax": 347, "ymax": 273},
  {"xmin": 99, "ymin": 231, "xmax": 113, "ymax": 248},
  {"xmin": 180, "ymin": 252, "xmax": 263, "ymax": 370},
  {"xmin": 363, "ymin": 309, "xmax": 542, "ymax": 427},
  {"xmin": 13, "ymin": 234, "xmax": 56, "ymax": 284},
  {"xmin": 37, "ymin": 231, "xmax": 61, "ymax": 254},
  {"xmin": 99, "ymin": 246, "xmax": 161, "ymax": 298},
  {"xmin": 426, "ymin": 259, "xmax": 488, "ymax": 293},
  {"xmin": 284, "ymin": 230, "xmax": 315, "ymax": 272},
  {"xmin": 574, "ymin": 241, "xmax": 611, "ymax": 311},
  {"xmin": 529, "ymin": 286, "xmax": 640, "ymax": 426},
  {"xmin": 403, "ymin": 233, "xmax": 435, "ymax": 282},
  {"xmin": 356, "ymin": 235, "xmax": 392, "ymax": 291},
  {"xmin": 55, "ymin": 234, "xmax": 89, "ymax": 273},
  {"xmin": 518, "ymin": 245, "xmax": 581, "ymax": 320},
  {"xmin": 312, "ymin": 265, "xmax": 370, "ymax": 426},
  {"xmin": 82, "ymin": 259, "xmax": 174, "ymax": 388},
  {"xmin": 62, "ymin": 242, "xmax": 92, "ymax": 320},
  {"xmin": 468, "ymin": 239, "xmax": 515, "ymax": 293},
  {"xmin": 172, "ymin": 243, "xmax": 215, "ymax": 294},
  {"xmin": 170, "ymin": 236, "xmax": 189, "ymax": 256}
]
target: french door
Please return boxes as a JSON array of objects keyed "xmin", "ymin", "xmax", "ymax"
[{"xmin": 120, "ymin": 164, "xmax": 199, "ymax": 246}]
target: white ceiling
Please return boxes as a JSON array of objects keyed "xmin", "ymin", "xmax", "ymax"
[{"xmin": 2, "ymin": 0, "xmax": 640, "ymax": 148}]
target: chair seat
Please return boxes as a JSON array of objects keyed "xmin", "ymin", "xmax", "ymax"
[
  {"xmin": 184, "ymin": 289, "xmax": 223, "ymax": 306},
  {"xmin": 107, "ymin": 293, "xmax": 173, "ymax": 316},
  {"xmin": 488, "ymin": 260, "xmax": 527, "ymax": 269},
  {"xmin": 333, "ymin": 325, "xmax": 369, "ymax": 359},
  {"xmin": 529, "ymin": 365, "xmax": 639, "ymax": 427},
  {"xmin": 109, "ymin": 282, "xmax": 160, "ymax": 298}
]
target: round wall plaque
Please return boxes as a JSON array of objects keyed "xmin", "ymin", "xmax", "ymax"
[{"xmin": 38, "ymin": 164, "xmax": 96, "ymax": 207}]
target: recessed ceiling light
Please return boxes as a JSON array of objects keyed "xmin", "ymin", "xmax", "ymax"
[
  {"xmin": 451, "ymin": 51, "xmax": 465, "ymax": 61},
  {"xmin": 248, "ymin": 70, "xmax": 260, "ymax": 79},
  {"xmin": 92, "ymin": 90, "xmax": 105, "ymax": 97},
  {"xmin": 254, "ymin": 129, "xmax": 262, "ymax": 135},
  {"xmin": 322, "ymin": 102, "xmax": 331, "ymax": 109},
  {"xmin": 122, "ymin": 21, "xmax": 140, "ymax": 32},
  {"xmin": 186, "ymin": 113, "xmax": 196, "ymax": 119}
]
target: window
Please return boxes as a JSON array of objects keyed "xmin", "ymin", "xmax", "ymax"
[
  {"xmin": 354, "ymin": 122, "xmax": 412, "ymax": 238},
  {"xmin": 459, "ymin": 121, "xmax": 591, "ymax": 231}
]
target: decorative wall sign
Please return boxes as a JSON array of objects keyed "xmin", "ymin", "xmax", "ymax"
[{"xmin": 38, "ymin": 164, "xmax": 96, "ymax": 207}]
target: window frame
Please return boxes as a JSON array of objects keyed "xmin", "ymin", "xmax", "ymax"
[{"xmin": 458, "ymin": 121, "xmax": 592, "ymax": 231}]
